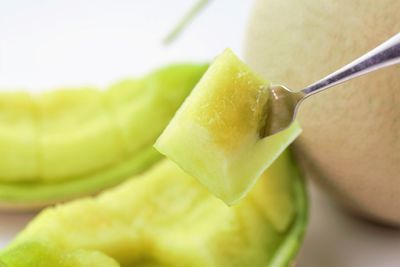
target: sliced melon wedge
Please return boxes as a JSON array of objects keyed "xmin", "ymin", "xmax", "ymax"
[
  {"xmin": 0, "ymin": 150, "xmax": 307, "ymax": 267},
  {"xmin": 0, "ymin": 64, "xmax": 207, "ymax": 209},
  {"xmin": 155, "ymin": 49, "xmax": 301, "ymax": 205}
]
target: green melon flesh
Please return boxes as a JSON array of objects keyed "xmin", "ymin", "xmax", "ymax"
[
  {"xmin": 38, "ymin": 88, "xmax": 124, "ymax": 181},
  {"xmin": 106, "ymin": 65, "xmax": 206, "ymax": 155},
  {"xmin": 155, "ymin": 49, "xmax": 301, "ymax": 205},
  {"xmin": 0, "ymin": 242, "xmax": 119, "ymax": 267},
  {"xmin": 0, "ymin": 64, "xmax": 207, "ymax": 208},
  {"xmin": 0, "ymin": 150, "xmax": 307, "ymax": 267},
  {"xmin": 0, "ymin": 92, "xmax": 38, "ymax": 182}
]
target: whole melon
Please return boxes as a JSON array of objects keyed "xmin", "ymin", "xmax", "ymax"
[{"xmin": 245, "ymin": 0, "xmax": 400, "ymax": 226}]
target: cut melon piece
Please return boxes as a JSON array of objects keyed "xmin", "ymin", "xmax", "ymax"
[
  {"xmin": 0, "ymin": 92, "xmax": 39, "ymax": 182},
  {"xmin": 0, "ymin": 150, "xmax": 307, "ymax": 267},
  {"xmin": 155, "ymin": 49, "xmax": 301, "ymax": 205}
]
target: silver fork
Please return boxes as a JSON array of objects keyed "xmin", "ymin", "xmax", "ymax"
[{"xmin": 263, "ymin": 32, "xmax": 400, "ymax": 137}]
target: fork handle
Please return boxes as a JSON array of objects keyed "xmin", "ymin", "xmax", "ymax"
[{"xmin": 302, "ymin": 32, "xmax": 400, "ymax": 96}]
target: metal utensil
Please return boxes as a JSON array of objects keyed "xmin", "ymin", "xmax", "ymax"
[{"xmin": 263, "ymin": 32, "xmax": 400, "ymax": 137}]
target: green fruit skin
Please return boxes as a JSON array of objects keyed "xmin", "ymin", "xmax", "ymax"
[
  {"xmin": 0, "ymin": 150, "xmax": 308, "ymax": 267},
  {"xmin": 0, "ymin": 64, "xmax": 207, "ymax": 208},
  {"xmin": 245, "ymin": 0, "xmax": 400, "ymax": 225}
]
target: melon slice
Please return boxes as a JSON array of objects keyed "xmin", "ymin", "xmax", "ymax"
[
  {"xmin": 155, "ymin": 49, "xmax": 301, "ymax": 205},
  {"xmin": 0, "ymin": 64, "xmax": 207, "ymax": 209},
  {"xmin": 0, "ymin": 150, "xmax": 307, "ymax": 267}
]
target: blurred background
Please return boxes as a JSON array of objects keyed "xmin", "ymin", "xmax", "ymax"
[
  {"xmin": 0, "ymin": 0, "xmax": 247, "ymax": 92},
  {"xmin": 0, "ymin": 1, "xmax": 399, "ymax": 266}
]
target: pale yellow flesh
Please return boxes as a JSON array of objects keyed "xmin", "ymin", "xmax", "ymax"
[
  {"xmin": 0, "ymin": 92, "xmax": 39, "ymax": 181},
  {"xmin": 38, "ymin": 89, "xmax": 124, "ymax": 181},
  {"xmin": 1, "ymin": 151, "xmax": 297, "ymax": 267},
  {"xmin": 155, "ymin": 49, "xmax": 301, "ymax": 205},
  {"xmin": 0, "ymin": 64, "xmax": 207, "ymax": 208}
]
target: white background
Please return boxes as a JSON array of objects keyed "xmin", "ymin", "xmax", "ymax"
[{"xmin": 0, "ymin": 1, "xmax": 399, "ymax": 266}]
